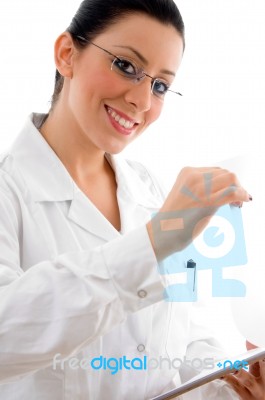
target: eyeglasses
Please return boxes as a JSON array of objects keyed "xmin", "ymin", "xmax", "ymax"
[{"xmin": 75, "ymin": 35, "xmax": 182, "ymax": 99}]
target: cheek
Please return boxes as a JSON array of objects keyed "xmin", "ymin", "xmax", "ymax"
[
  {"xmin": 73, "ymin": 60, "xmax": 121, "ymax": 98},
  {"xmin": 89, "ymin": 70, "xmax": 126, "ymax": 97}
]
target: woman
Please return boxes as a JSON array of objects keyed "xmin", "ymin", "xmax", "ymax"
[{"xmin": 0, "ymin": 0, "xmax": 258, "ymax": 399}]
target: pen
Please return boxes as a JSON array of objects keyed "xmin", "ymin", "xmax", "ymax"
[{"xmin": 187, "ymin": 259, "xmax": 196, "ymax": 291}]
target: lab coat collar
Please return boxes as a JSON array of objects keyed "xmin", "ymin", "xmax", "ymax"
[
  {"xmin": 10, "ymin": 114, "xmax": 161, "ymax": 239},
  {"xmin": 113, "ymin": 156, "xmax": 163, "ymax": 209},
  {"xmin": 10, "ymin": 113, "xmax": 74, "ymax": 202}
]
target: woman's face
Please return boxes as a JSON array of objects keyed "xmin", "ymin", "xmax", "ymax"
[{"xmin": 64, "ymin": 13, "xmax": 184, "ymax": 154}]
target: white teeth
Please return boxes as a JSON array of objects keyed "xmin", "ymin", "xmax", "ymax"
[{"xmin": 107, "ymin": 107, "xmax": 135, "ymax": 129}]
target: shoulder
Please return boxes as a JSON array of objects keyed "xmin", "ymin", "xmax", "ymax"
[
  {"xmin": 0, "ymin": 151, "xmax": 27, "ymax": 205},
  {"xmin": 0, "ymin": 152, "xmax": 15, "ymax": 189}
]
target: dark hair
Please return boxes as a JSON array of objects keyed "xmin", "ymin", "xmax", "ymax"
[{"xmin": 50, "ymin": 0, "xmax": 185, "ymax": 108}]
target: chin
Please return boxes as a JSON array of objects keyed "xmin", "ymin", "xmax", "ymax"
[
  {"xmin": 106, "ymin": 146, "xmax": 127, "ymax": 155},
  {"xmin": 102, "ymin": 140, "xmax": 131, "ymax": 155}
]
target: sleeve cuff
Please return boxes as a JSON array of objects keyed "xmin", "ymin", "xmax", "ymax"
[{"xmin": 102, "ymin": 225, "xmax": 165, "ymax": 312}]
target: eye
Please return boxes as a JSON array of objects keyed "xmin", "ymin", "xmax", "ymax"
[
  {"xmin": 112, "ymin": 58, "xmax": 137, "ymax": 77},
  {"xmin": 152, "ymin": 79, "xmax": 169, "ymax": 97}
]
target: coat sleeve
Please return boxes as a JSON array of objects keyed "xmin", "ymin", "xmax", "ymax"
[{"xmin": 0, "ymin": 176, "xmax": 164, "ymax": 384}]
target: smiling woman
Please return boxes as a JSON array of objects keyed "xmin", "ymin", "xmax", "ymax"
[
  {"xmin": 50, "ymin": 0, "xmax": 184, "ymax": 107},
  {"xmin": 0, "ymin": 1, "xmax": 255, "ymax": 400},
  {"xmin": 43, "ymin": 13, "xmax": 183, "ymax": 156}
]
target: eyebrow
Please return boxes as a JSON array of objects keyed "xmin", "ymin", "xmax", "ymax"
[{"xmin": 113, "ymin": 45, "xmax": 176, "ymax": 78}]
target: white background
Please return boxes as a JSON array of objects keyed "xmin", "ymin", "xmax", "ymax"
[{"xmin": 0, "ymin": 1, "xmax": 265, "ymax": 356}]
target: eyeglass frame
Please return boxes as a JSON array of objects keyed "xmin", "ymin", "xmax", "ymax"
[{"xmin": 74, "ymin": 35, "xmax": 182, "ymax": 98}]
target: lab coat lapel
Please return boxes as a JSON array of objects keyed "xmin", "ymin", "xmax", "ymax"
[
  {"xmin": 110, "ymin": 155, "xmax": 163, "ymax": 233},
  {"xmin": 112, "ymin": 155, "xmax": 164, "ymax": 209},
  {"xmin": 68, "ymin": 185, "xmax": 121, "ymax": 241}
]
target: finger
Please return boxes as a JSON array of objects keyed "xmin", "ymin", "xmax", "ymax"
[
  {"xmin": 258, "ymin": 358, "xmax": 265, "ymax": 383},
  {"xmin": 211, "ymin": 185, "xmax": 250, "ymax": 206},
  {"xmin": 179, "ymin": 169, "xmax": 241, "ymax": 202},
  {"xmin": 249, "ymin": 361, "xmax": 260, "ymax": 378},
  {"xmin": 224, "ymin": 373, "xmax": 253, "ymax": 399},
  {"xmin": 197, "ymin": 170, "xmax": 249, "ymax": 204},
  {"xmin": 174, "ymin": 168, "xmax": 251, "ymax": 210},
  {"xmin": 230, "ymin": 201, "xmax": 243, "ymax": 208},
  {"xmin": 183, "ymin": 166, "xmax": 223, "ymax": 172},
  {"xmin": 225, "ymin": 370, "xmax": 264, "ymax": 399}
]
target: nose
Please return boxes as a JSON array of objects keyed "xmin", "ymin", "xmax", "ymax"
[{"xmin": 124, "ymin": 77, "xmax": 152, "ymax": 112}]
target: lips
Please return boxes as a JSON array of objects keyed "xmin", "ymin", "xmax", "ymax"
[{"xmin": 105, "ymin": 106, "xmax": 140, "ymax": 131}]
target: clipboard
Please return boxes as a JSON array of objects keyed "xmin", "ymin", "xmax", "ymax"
[{"xmin": 151, "ymin": 347, "xmax": 265, "ymax": 399}]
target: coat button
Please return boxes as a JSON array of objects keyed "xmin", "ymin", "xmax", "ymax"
[
  {"xmin": 137, "ymin": 290, "xmax": 147, "ymax": 298},
  {"xmin": 137, "ymin": 344, "xmax": 145, "ymax": 352}
]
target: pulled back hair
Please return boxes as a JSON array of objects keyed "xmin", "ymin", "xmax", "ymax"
[{"xmin": 51, "ymin": 0, "xmax": 185, "ymax": 109}]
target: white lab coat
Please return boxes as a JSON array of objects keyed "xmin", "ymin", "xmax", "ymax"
[{"xmin": 0, "ymin": 114, "xmax": 239, "ymax": 399}]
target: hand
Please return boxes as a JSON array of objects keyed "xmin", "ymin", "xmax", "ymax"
[
  {"xmin": 223, "ymin": 341, "xmax": 265, "ymax": 400},
  {"xmin": 146, "ymin": 166, "xmax": 250, "ymax": 261},
  {"xmin": 223, "ymin": 361, "xmax": 265, "ymax": 399}
]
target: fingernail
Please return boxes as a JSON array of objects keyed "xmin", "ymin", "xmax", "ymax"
[{"xmin": 231, "ymin": 202, "xmax": 243, "ymax": 208}]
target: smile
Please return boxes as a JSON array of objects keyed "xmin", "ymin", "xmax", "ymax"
[{"xmin": 106, "ymin": 106, "xmax": 138, "ymax": 130}]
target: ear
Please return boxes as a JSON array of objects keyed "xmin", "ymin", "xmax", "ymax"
[{"xmin": 54, "ymin": 32, "xmax": 75, "ymax": 78}]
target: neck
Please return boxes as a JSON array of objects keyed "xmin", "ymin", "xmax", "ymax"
[{"xmin": 40, "ymin": 103, "xmax": 107, "ymax": 183}]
